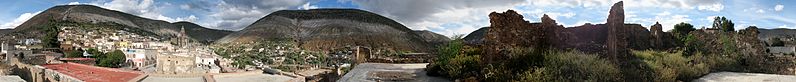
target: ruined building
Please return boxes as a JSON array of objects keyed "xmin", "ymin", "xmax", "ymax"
[{"xmin": 480, "ymin": 1, "xmax": 679, "ymax": 63}]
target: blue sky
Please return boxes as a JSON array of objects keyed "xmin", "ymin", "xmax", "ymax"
[{"xmin": 0, "ymin": 0, "xmax": 793, "ymax": 37}]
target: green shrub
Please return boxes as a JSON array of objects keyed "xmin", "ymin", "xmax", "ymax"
[
  {"xmin": 443, "ymin": 55, "xmax": 481, "ymax": 79},
  {"xmin": 517, "ymin": 67, "xmax": 550, "ymax": 82},
  {"xmin": 540, "ymin": 50, "xmax": 622, "ymax": 82},
  {"xmin": 97, "ymin": 50, "xmax": 126, "ymax": 68},
  {"xmin": 631, "ymin": 50, "xmax": 709, "ymax": 81},
  {"xmin": 427, "ymin": 34, "xmax": 483, "ymax": 79}
]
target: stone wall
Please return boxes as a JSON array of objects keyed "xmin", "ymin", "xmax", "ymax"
[
  {"xmin": 156, "ymin": 54, "xmax": 196, "ymax": 74},
  {"xmin": 483, "ymin": 10, "xmax": 563, "ymax": 63}
]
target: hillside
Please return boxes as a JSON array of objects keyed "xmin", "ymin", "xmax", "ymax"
[
  {"xmin": 0, "ymin": 29, "xmax": 13, "ymax": 36},
  {"xmin": 218, "ymin": 9, "xmax": 437, "ymax": 52},
  {"xmin": 12, "ymin": 5, "xmax": 231, "ymax": 42},
  {"xmin": 413, "ymin": 30, "xmax": 451, "ymax": 45},
  {"xmin": 463, "ymin": 27, "xmax": 488, "ymax": 44},
  {"xmin": 758, "ymin": 29, "xmax": 796, "ymax": 40}
]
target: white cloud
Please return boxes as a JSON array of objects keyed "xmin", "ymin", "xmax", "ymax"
[
  {"xmin": 756, "ymin": 9, "xmax": 766, "ymax": 13},
  {"xmin": 68, "ymin": 2, "xmax": 82, "ymax": 5},
  {"xmin": 0, "ymin": 11, "xmax": 42, "ymax": 29},
  {"xmin": 775, "ymin": 4, "xmax": 784, "ymax": 11},
  {"xmin": 79, "ymin": 0, "xmax": 190, "ymax": 23},
  {"xmin": 180, "ymin": 4, "xmax": 192, "ymax": 10},
  {"xmin": 564, "ymin": 20, "xmax": 594, "ymax": 27},
  {"xmin": 697, "ymin": 3, "xmax": 724, "ymax": 12},
  {"xmin": 778, "ymin": 25, "xmax": 794, "ymax": 29},
  {"xmin": 204, "ymin": 0, "xmax": 308, "ymax": 30},
  {"xmin": 525, "ymin": 0, "xmax": 724, "ymax": 10},
  {"xmin": 350, "ymin": 0, "xmax": 525, "ymax": 36},
  {"xmin": 627, "ymin": 12, "xmax": 692, "ymax": 31},
  {"xmin": 92, "ymin": 0, "xmax": 155, "ymax": 15},
  {"xmin": 705, "ymin": 16, "xmax": 717, "ymax": 21},
  {"xmin": 660, "ymin": 15, "xmax": 693, "ymax": 31},
  {"xmin": 299, "ymin": 2, "xmax": 318, "ymax": 10},
  {"xmin": 175, "ymin": 15, "xmax": 198, "ymax": 22}
]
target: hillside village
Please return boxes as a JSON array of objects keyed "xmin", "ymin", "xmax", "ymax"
[
  {"xmin": 0, "ymin": 4, "xmax": 439, "ymax": 82},
  {"xmin": 0, "ymin": 23, "xmax": 358, "ymax": 81}
]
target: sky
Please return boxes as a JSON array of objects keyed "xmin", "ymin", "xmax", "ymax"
[{"xmin": 0, "ymin": 0, "xmax": 793, "ymax": 37}]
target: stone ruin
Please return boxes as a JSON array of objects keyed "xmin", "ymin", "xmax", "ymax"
[{"xmin": 481, "ymin": 1, "xmax": 679, "ymax": 63}]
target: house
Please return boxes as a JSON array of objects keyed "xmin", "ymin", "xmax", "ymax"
[{"xmin": 124, "ymin": 49, "xmax": 147, "ymax": 68}]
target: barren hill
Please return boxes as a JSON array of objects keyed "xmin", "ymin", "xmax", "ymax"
[{"xmin": 218, "ymin": 9, "xmax": 437, "ymax": 52}]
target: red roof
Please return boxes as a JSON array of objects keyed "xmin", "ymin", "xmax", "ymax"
[
  {"xmin": 58, "ymin": 58, "xmax": 96, "ymax": 61},
  {"xmin": 41, "ymin": 62, "xmax": 143, "ymax": 82}
]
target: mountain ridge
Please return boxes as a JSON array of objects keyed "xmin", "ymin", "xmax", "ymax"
[
  {"xmin": 218, "ymin": 9, "xmax": 444, "ymax": 52},
  {"xmin": 12, "ymin": 5, "xmax": 232, "ymax": 42}
]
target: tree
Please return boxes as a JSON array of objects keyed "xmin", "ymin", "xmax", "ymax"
[
  {"xmin": 86, "ymin": 48, "xmax": 102, "ymax": 58},
  {"xmin": 65, "ymin": 49, "xmax": 84, "ymax": 58},
  {"xmin": 672, "ymin": 22, "xmax": 695, "ymax": 36},
  {"xmin": 38, "ymin": 24, "xmax": 60, "ymax": 48},
  {"xmin": 713, "ymin": 16, "xmax": 735, "ymax": 32},
  {"xmin": 97, "ymin": 50, "xmax": 125, "ymax": 68}
]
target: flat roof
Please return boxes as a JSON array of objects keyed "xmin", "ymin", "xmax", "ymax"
[
  {"xmin": 338, "ymin": 63, "xmax": 450, "ymax": 82},
  {"xmin": 42, "ymin": 62, "xmax": 143, "ymax": 82},
  {"xmin": 140, "ymin": 76, "xmax": 205, "ymax": 82},
  {"xmin": 0, "ymin": 76, "xmax": 25, "ymax": 82}
]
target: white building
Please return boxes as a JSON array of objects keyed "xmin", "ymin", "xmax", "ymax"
[{"xmin": 124, "ymin": 49, "xmax": 147, "ymax": 68}]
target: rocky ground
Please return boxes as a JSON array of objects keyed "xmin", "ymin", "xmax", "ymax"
[{"xmin": 695, "ymin": 72, "xmax": 796, "ymax": 82}]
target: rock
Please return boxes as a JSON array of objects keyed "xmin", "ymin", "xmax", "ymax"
[
  {"xmin": 624, "ymin": 24, "xmax": 651, "ymax": 50},
  {"xmin": 650, "ymin": 22, "xmax": 664, "ymax": 48},
  {"xmin": 541, "ymin": 14, "xmax": 556, "ymax": 25},
  {"xmin": 648, "ymin": 22, "xmax": 678, "ymax": 49},
  {"xmin": 606, "ymin": 1, "xmax": 626, "ymax": 60}
]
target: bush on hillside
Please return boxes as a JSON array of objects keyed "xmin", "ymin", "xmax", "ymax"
[
  {"xmin": 632, "ymin": 50, "xmax": 709, "ymax": 81},
  {"xmin": 443, "ymin": 55, "xmax": 481, "ymax": 79},
  {"xmin": 537, "ymin": 50, "xmax": 622, "ymax": 82}
]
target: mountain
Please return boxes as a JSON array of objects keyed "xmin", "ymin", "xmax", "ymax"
[
  {"xmin": 463, "ymin": 27, "xmax": 488, "ymax": 44},
  {"xmin": 0, "ymin": 29, "xmax": 13, "ymax": 36},
  {"xmin": 218, "ymin": 9, "xmax": 436, "ymax": 52},
  {"xmin": 413, "ymin": 30, "xmax": 451, "ymax": 45},
  {"xmin": 11, "ymin": 5, "xmax": 231, "ymax": 42},
  {"xmin": 758, "ymin": 28, "xmax": 796, "ymax": 46}
]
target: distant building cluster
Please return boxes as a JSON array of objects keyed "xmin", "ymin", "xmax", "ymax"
[{"xmin": 0, "ymin": 26, "xmax": 307, "ymax": 82}]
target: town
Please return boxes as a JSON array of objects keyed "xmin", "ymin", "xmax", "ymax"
[
  {"xmin": 0, "ymin": 23, "xmax": 355, "ymax": 82},
  {"xmin": 2, "ymin": 0, "xmax": 796, "ymax": 82}
]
